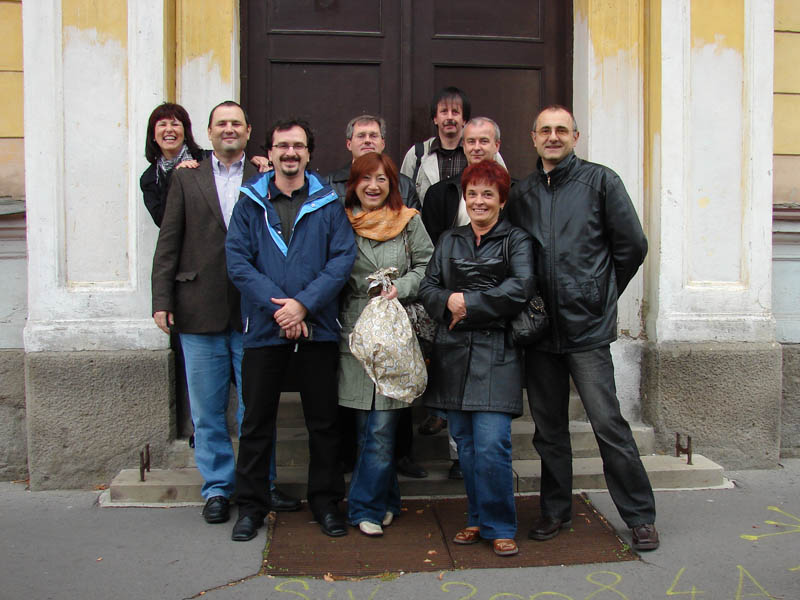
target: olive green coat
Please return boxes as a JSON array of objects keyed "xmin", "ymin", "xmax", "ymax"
[{"xmin": 338, "ymin": 213, "xmax": 433, "ymax": 410}]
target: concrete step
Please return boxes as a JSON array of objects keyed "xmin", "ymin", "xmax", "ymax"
[
  {"xmin": 106, "ymin": 453, "xmax": 725, "ymax": 505},
  {"xmin": 164, "ymin": 420, "xmax": 655, "ymax": 468}
]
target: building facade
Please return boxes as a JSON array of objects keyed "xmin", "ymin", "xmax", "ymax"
[{"xmin": 0, "ymin": 0, "xmax": 792, "ymax": 488}]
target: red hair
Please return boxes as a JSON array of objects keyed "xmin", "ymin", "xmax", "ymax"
[
  {"xmin": 461, "ymin": 160, "xmax": 510, "ymax": 204},
  {"xmin": 345, "ymin": 153, "xmax": 404, "ymax": 211}
]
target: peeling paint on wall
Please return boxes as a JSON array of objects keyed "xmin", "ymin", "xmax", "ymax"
[
  {"xmin": 691, "ymin": 0, "xmax": 744, "ymax": 53},
  {"xmin": 177, "ymin": 0, "xmax": 233, "ymax": 85},
  {"xmin": 62, "ymin": 0, "xmax": 127, "ymax": 47}
]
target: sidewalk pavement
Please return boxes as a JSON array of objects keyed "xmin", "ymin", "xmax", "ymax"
[{"xmin": 1, "ymin": 460, "xmax": 798, "ymax": 600}]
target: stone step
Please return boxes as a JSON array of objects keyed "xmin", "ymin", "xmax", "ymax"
[
  {"xmin": 106, "ymin": 453, "xmax": 725, "ymax": 505},
  {"xmin": 164, "ymin": 421, "xmax": 655, "ymax": 468}
]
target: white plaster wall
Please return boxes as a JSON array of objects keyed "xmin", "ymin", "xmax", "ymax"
[
  {"xmin": 0, "ymin": 218, "xmax": 26, "ymax": 348},
  {"xmin": 23, "ymin": 1, "xmax": 168, "ymax": 352},
  {"xmin": 177, "ymin": 11, "xmax": 240, "ymax": 149},
  {"xmin": 652, "ymin": 0, "xmax": 775, "ymax": 343},
  {"xmin": 773, "ymin": 224, "xmax": 800, "ymax": 343},
  {"xmin": 62, "ymin": 28, "xmax": 129, "ymax": 285},
  {"xmin": 572, "ymin": 5, "xmax": 646, "ymax": 413}
]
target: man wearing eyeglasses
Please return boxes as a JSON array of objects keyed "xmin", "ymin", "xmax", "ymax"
[
  {"xmin": 325, "ymin": 114, "xmax": 420, "ymax": 210},
  {"xmin": 506, "ymin": 105, "xmax": 659, "ymax": 552},
  {"xmin": 225, "ymin": 119, "xmax": 357, "ymax": 542}
]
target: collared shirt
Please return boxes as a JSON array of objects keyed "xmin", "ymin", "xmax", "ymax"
[
  {"xmin": 211, "ymin": 153, "xmax": 245, "ymax": 228},
  {"xmin": 269, "ymin": 178, "xmax": 309, "ymax": 244},
  {"xmin": 430, "ymin": 136, "xmax": 467, "ymax": 181}
]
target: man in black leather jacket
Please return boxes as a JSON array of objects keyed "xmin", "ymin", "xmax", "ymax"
[
  {"xmin": 507, "ymin": 104, "xmax": 659, "ymax": 552},
  {"xmin": 325, "ymin": 115, "xmax": 420, "ymax": 210}
]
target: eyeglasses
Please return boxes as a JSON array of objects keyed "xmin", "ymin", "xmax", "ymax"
[
  {"xmin": 534, "ymin": 126, "xmax": 574, "ymax": 138},
  {"xmin": 272, "ymin": 142, "xmax": 308, "ymax": 151}
]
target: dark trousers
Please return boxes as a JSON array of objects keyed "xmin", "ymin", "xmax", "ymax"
[
  {"xmin": 525, "ymin": 345, "xmax": 656, "ymax": 528},
  {"xmin": 234, "ymin": 342, "xmax": 344, "ymax": 521}
]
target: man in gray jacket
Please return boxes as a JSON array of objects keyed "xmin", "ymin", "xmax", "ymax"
[{"xmin": 507, "ymin": 104, "xmax": 659, "ymax": 552}]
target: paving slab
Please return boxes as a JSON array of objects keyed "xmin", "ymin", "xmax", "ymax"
[{"xmin": 2, "ymin": 460, "xmax": 798, "ymax": 600}]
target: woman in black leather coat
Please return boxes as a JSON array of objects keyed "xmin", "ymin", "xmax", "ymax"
[{"xmin": 419, "ymin": 160, "xmax": 534, "ymax": 556}]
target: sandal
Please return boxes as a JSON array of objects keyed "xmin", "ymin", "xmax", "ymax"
[
  {"xmin": 493, "ymin": 538, "xmax": 519, "ymax": 556},
  {"xmin": 453, "ymin": 527, "xmax": 480, "ymax": 545}
]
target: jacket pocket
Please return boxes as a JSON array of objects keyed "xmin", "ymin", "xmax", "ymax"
[
  {"xmin": 560, "ymin": 278, "xmax": 603, "ymax": 318},
  {"xmin": 175, "ymin": 271, "xmax": 197, "ymax": 282}
]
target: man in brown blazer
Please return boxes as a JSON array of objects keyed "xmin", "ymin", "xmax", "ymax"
[{"xmin": 151, "ymin": 101, "xmax": 256, "ymax": 525}]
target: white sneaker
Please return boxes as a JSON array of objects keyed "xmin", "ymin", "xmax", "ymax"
[
  {"xmin": 382, "ymin": 512, "xmax": 394, "ymax": 527},
  {"xmin": 358, "ymin": 521, "xmax": 383, "ymax": 536}
]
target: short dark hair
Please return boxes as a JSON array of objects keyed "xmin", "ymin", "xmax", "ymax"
[
  {"xmin": 429, "ymin": 87, "xmax": 471, "ymax": 122},
  {"xmin": 461, "ymin": 160, "xmax": 511, "ymax": 206},
  {"xmin": 144, "ymin": 102, "xmax": 202, "ymax": 164},
  {"xmin": 532, "ymin": 104, "xmax": 578, "ymax": 133},
  {"xmin": 345, "ymin": 115, "xmax": 386, "ymax": 140},
  {"xmin": 266, "ymin": 118, "xmax": 315, "ymax": 156},
  {"xmin": 207, "ymin": 100, "xmax": 250, "ymax": 128},
  {"xmin": 345, "ymin": 153, "xmax": 403, "ymax": 212}
]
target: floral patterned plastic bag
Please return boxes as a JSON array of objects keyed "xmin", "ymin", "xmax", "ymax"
[{"xmin": 348, "ymin": 268, "xmax": 427, "ymax": 403}]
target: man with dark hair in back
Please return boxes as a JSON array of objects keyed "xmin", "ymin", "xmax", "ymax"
[{"xmin": 400, "ymin": 87, "xmax": 472, "ymax": 204}]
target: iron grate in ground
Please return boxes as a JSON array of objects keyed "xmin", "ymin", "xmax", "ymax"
[{"xmin": 262, "ymin": 494, "xmax": 638, "ymax": 579}]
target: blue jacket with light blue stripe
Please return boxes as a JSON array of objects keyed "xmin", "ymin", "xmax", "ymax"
[{"xmin": 226, "ymin": 170, "xmax": 356, "ymax": 348}]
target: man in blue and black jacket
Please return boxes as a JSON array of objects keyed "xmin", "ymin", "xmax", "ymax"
[{"xmin": 226, "ymin": 119, "xmax": 356, "ymax": 542}]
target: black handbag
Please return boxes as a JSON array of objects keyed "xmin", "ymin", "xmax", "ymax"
[
  {"xmin": 509, "ymin": 294, "xmax": 550, "ymax": 345},
  {"xmin": 502, "ymin": 236, "xmax": 550, "ymax": 345}
]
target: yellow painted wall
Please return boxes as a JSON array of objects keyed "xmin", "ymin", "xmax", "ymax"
[
  {"xmin": 774, "ymin": 2, "xmax": 800, "ymax": 205},
  {"xmin": 0, "ymin": 0, "xmax": 23, "ymax": 198}
]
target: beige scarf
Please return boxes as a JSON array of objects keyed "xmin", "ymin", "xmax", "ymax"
[{"xmin": 346, "ymin": 205, "xmax": 418, "ymax": 242}]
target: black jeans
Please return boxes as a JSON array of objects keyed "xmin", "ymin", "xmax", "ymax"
[
  {"xmin": 234, "ymin": 342, "xmax": 344, "ymax": 521},
  {"xmin": 525, "ymin": 345, "xmax": 656, "ymax": 528}
]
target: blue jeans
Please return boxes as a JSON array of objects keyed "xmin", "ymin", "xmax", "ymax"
[
  {"xmin": 347, "ymin": 408, "xmax": 402, "ymax": 526},
  {"xmin": 447, "ymin": 410, "xmax": 516, "ymax": 539},
  {"xmin": 180, "ymin": 331, "xmax": 244, "ymax": 499}
]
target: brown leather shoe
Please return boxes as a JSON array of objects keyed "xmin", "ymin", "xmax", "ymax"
[
  {"xmin": 528, "ymin": 516, "xmax": 572, "ymax": 541},
  {"xmin": 631, "ymin": 523, "xmax": 659, "ymax": 551}
]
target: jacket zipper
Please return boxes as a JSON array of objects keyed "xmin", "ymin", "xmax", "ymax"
[{"xmin": 547, "ymin": 178, "xmax": 560, "ymax": 352}]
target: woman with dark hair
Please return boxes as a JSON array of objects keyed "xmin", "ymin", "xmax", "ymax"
[
  {"xmin": 141, "ymin": 102, "xmax": 269, "ymax": 227},
  {"xmin": 338, "ymin": 153, "xmax": 433, "ymax": 536},
  {"xmin": 140, "ymin": 102, "xmax": 205, "ymax": 227},
  {"xmin": 418, "ymin": 160, "xmax": 534, "ymax": 556}
]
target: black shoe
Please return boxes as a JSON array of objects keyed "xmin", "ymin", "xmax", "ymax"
[
  {"xmin": 418, "ymin": 415, "xmax": 447, "ymax": 435},
  {"xmin": 231, "ymin": 514, "xmax": 262, "ymax": 541},
  {"xmin": 318, "ymin": 511, "xmax": 348, "ymax": 537},
  {"xmin": 397, "ymin": 456, "xmax": 428, "ymax": 478},
  {"xmin": 448, "ymin": 460, "xmax": 463, "ymax": 480},
  {"xmin": 270, "ymin": 487, "xmax": 302, "ymax": 512},
  {"xmin": 528, "ymin": 516, "xmax": 572, "ymax": 541},
  {"xmin": 202, "ymin": 496, "xmax": 230, "ymax": 524}
]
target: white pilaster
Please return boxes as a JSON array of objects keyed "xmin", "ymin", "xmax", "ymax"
[
  {"xmin": 23, "ymin": 0, "xmax": 168, "ymax": 352},
  {"xmin": 649, "ymin": 0, "xmax": 775, "ymax": 343}
]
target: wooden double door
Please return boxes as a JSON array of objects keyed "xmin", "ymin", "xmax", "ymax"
[{"xmin": 241, "ymin": 1, "xmax": 572, "ymax": 181}]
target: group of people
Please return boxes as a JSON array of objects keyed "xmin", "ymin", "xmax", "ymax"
[{"xmin": 144, "ymin": 86, "xmax": 659, "ymax": 558}]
